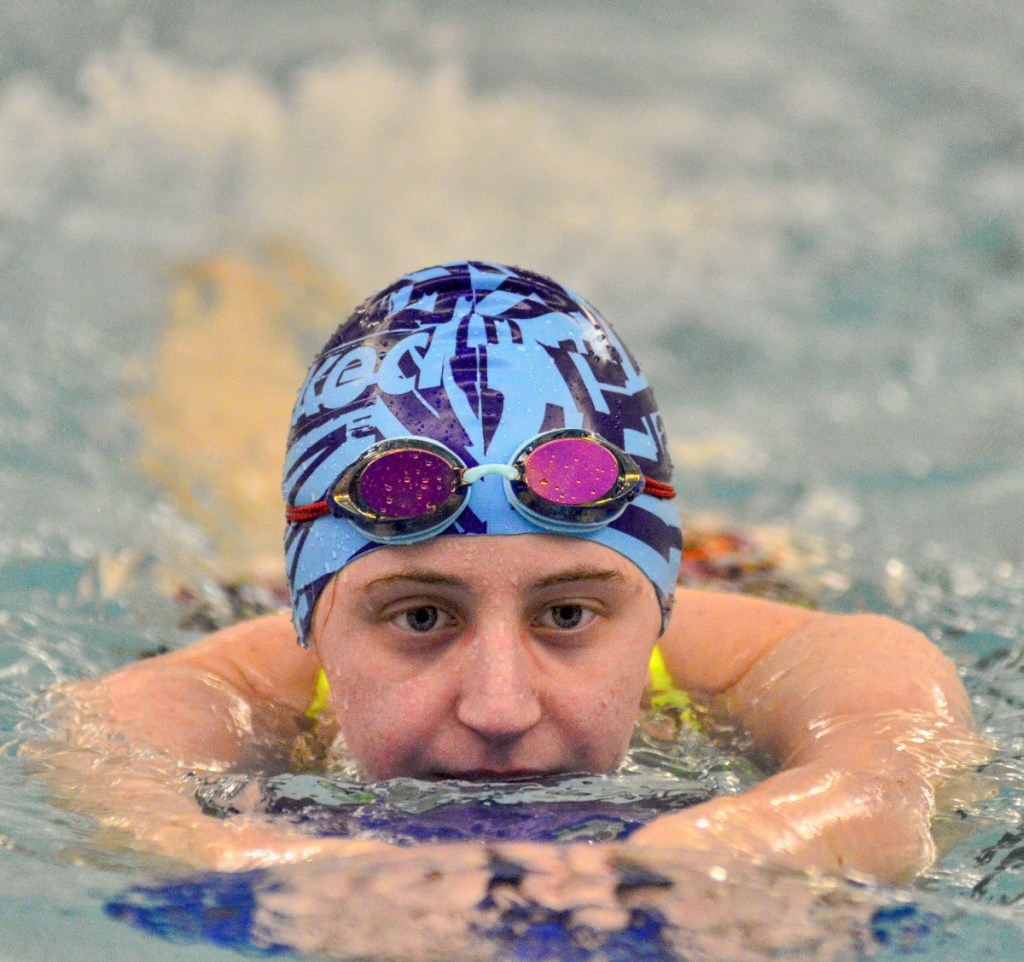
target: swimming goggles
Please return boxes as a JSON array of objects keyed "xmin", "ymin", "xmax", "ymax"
[{"xmin": 286, "ymin": 429, "xmax": 675, "ymax": 544}]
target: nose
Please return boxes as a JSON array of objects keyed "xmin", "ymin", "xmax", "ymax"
[{"xmin": 455, "ymin": 624, "xmax": 543, "ymax": 743}]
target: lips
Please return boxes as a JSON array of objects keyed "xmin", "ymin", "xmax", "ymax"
[{"xmin": 431, "ymin": 768, "xmax": 554, "ymax": 782}]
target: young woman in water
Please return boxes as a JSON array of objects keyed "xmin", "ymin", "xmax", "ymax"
[{"xmin": 50, "ymin": 262, "xmax": 981, "ymax": 888}]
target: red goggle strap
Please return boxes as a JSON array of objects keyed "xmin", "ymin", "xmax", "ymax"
[
  {"xmin": 286, "ymin": 474, "xmax": 675, "ymax": 523},
  {"xmin": 641, "ymin": 478, "xmax": 676, "ymax": 499},
  {"xmin": 286, "ymin": 502, "xmax": 333, "ymax": 523}
]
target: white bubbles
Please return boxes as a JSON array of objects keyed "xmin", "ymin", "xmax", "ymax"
[
  {"xmin": 877, "ymin": 381, "xmax": 910, "ymax": 414},
  {"xmin": 795, "ymin": 487, "xmax": 863, "ymax": 532},
  {"xmin": 0, "ymin": 35, "xmax": 722, "ymax": 309}
]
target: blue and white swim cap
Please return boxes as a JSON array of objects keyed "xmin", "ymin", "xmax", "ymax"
[{"xmin": 283, "ymin": 262, "xmax": 682, "ymax": 645}]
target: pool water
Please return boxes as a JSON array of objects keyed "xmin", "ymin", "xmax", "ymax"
[{"xmin": 2, "ymin": 0, "xmax": 1024, "ymax": 958}]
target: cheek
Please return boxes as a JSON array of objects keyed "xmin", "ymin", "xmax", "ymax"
[
  {"xmin": 327, "ymin": 668, "xmax": 449, "ymax": 777},
  {"xmin": 555, "ymin": 666, "xmax": 648, "ymax": 770}
]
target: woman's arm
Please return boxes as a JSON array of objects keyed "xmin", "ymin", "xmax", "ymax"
[
  {"xmin": 69, "ymin": 613, "xmax": 323, "ymax": 767},
  {"xmin": 26, "ymin": 614, "xmax": 385, "ymax": 870},
  {"xmin": 631, "ymin": 589, "xmax": 985, "ymax": 882}
]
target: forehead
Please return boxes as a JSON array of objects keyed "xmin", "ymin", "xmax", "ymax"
[{"xmin": 333, "ymin": 534, "xmax": 652, "ymax": 593}]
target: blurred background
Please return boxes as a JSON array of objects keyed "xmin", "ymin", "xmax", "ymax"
[
  {"xmin": 1, "ymin": 1, "xmax": 1023, "ymax": 958},
  {"xmin": 2, "ymin": 0, "xmax": 1023, "ymax": 581}
]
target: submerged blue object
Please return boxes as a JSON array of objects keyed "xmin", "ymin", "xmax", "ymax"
[
  {"xmin": 236, "ymin": 777, "xmax": 709, "ymax": 844},
  {"xmin": 105, "ymin": 867, "xmax": 938, "ymax": 959},
  {"xmin": 283, "ymin": 262, "xmax": 683, "ymax": 645},
  {"xmin": 105, "ymin": 870, "xmax": 683, "ymax": 959}
]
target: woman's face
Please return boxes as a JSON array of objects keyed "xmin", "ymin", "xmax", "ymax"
[{"xmin": 312, "ymin": 534, "xmax": 661, "ymax": 781}]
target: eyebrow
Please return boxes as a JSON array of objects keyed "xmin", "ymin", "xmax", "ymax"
[
  {"xmin": 364, "ymin": 566, "xmax": 624, "ymax": 593},
  {"xmin": 365, "ymin": 571, "xmax": 469, "ymax": 592},
  {"xmin": 532, "ymin": 567, "xmax": 625, "ymax": 589}
]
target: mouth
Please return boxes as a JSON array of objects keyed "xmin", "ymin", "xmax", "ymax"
[{"xmin": 430, "ymin": 768, "xmax": 556, "ymax": 783}]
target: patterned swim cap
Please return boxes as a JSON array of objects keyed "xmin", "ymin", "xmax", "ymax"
[{"xmin": 283, "ymin": 262, "xmax": 682, "ymax": 645}]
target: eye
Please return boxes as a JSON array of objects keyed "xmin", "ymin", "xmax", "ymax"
[
  {"xmin": 394, "ymin": 605, "xmax": 445, "ymax": 633},
  {"xmin": 538, "ymin": 604, "xmax": 593, "ymax": 631}
]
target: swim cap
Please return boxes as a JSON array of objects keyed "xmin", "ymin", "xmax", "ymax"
[{"xmin": 283, "ymin": 262, "xmax": 682, "ymax": 645}]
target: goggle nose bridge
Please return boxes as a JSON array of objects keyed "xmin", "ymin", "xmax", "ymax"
[{"xmin": 461, "ymin": 463, "xmax": 520, "ymax": 485}]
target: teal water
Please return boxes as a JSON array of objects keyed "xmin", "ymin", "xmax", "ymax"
[{"xmin": 2, "ymin": 0, "xmax": 1024, "ymax": 958}]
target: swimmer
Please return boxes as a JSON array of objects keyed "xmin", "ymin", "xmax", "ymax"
[{"xmin": 42, "ymin": 262, "xmax": 983, "ymax": 887}]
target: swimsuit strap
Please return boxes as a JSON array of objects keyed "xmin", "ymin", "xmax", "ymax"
[
  {"xmin": 648, "ymin": 646, "xmax": 699, "ymax": 731},
  {"xmin": 305, "ymin": 646, "xmax": 697, "ymax": 728},
  {"xmin": 648, "ymin": 644, "xmax": 674, "ymax": 693},
  {"xmin": 305, "ymin": 667, "xmax": 331, "ymax": 721}
]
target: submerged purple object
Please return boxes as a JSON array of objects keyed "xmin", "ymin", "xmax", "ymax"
[
  {"xmin": 523, "ymin": 438, "xmax": 619, "ymax": 505},
  {"xmin": 359, "ymin": 449, "xmax": 459, "ymax": 518}
]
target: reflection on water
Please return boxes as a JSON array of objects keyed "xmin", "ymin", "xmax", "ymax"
[
  {"xmin": 189, "ymin": 721, "xmax": 746, "ymax": 845},
  {"xmin": 2, "ymin": 0, "xmax": 1024, "ymax": 958}
]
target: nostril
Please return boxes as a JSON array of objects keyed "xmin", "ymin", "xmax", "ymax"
[{"xmin": 456, "ymin": 682, "xmax": 542, "ymax": 741}]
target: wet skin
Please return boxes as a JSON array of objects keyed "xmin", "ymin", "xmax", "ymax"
[
  {"xmin": 40, "ymin": 534, "xmax": 983, "ymax": 883},
  {"xmin": 311, "ymin": 535, "xmax": 662, "ymax": 781}
]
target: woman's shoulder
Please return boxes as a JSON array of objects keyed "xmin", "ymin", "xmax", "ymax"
[{"xmin": 136, "ymin": 612, "xmax": 320, "ymax": 725}]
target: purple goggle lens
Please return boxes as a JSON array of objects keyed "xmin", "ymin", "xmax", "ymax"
[
  {"xmin": 521, "ymin": 436, "xmax": 620, "ymax": 506},
  {"xmin": 357, "ymin": 448, "xmax": 459, "ymax": 519}
]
